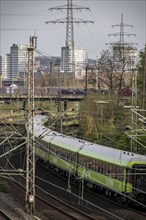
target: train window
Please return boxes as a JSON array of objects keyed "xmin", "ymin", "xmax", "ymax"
[
  {"xmin": 89, "ymin": 161, "xmax": 93, "ymax": 169},
  {"xmin": 118, "ymin": 167, "xmax": 123, "ymax": 181},
  {"xmin": 96, "ymin": 160, "xmax": 98, "ymax": 170},
  {"xmin": 98, "ymin": 161, "xmax": 101, "ymax": 173},
  {"xmin": 68, "ymin": 152, "xmax": 74, "ymax": 162},
  {"xmin": 50, "ymin": 146, "xmax": 54, "ymax": 153},
  {"xmin": 100, "ymin": 161, "xmax": 105, "ymax": 174},
  {"xmin": 98, "ymin": 166, "xmax": 100, "ymax": 173},
  {"xmin": 105, "ymin": 163, "xmax": 109, "ymax": 176},
  {"xmin": 80, "ymin": 157, "xmax": 83, "ymax": 166},
  {"xmin": 108, "ymin": 170, "xmax": 111, "ymax": 176},
  {"xmin": 83, "ymin": 157, "xmax": 86, "ymax": 164},
  {"xmin": 92, "ymin": 160, "xmax": 96, "ymax": 170},
  {"xmin": 78, "ymin": 156, "xmax": 81, "ymax": 164},
  {"xmin": 67, "ymin": 152, "xmax": 70, "ymax": 160},
  {"xmin": 116, "ymin": 167, "xmax": 120, "ymax": 180},
  {"xmin": 96, "ymin": 164, "xmax": 98, "ymax": 171},
  {"xmin": 112, "ymin": 166, "xmax": 116, "ymax": 179},
  {"xmin": 71, "ymin": 153, "xmax": 74, "ymax": 161},
  {"xmin": 93, "ymin": 163, "xmax": 96, "ymax": 170}
]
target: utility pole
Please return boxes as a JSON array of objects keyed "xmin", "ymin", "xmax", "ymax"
[
  {"xmin": 85, "ymin": 65, "xmax": 88, "ymax": 95},
  {"xmin": 131, "ymin": 68, "xmax": 138, "ymax": 152},
  {"xmin": 45, "ymin": 0, "xmax": 93, "ymax": 87},
  {"xmin": 25, "ymin": 36, "xmax": 37, "ymax": 215},
  {"xmin": 142, "ymin": 46, "xmax": 146, "ymax": 113}
]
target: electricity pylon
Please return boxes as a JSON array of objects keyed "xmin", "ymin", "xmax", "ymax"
[
  {"xmin": 106, "ymin": 14, "xmax": 139, "ymax": 152},
  {"xmin": 45, "ymin": 0, "xmax": 93, "ymax": 86},
  {"xmin": 107, "ymin": 13, "xmax": 137, "ymax": 69},
  {"xmin": 25, "ymin": 36, "xmax": 37, "ymax": 215}
]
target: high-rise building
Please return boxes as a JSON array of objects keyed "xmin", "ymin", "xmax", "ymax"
[
  {"xmin": 6, "ymin": 54, "xmax": 11, "ymax": 80},
  {"xmin": 60, "ymin": 47, "xmax": 87, "ymax": 79},
  {"xmin": 112, "ymin": 44, "xmax": 137, "ymax": 71},
  {"xmin": 0, "ymin": 55, "xmax": 8, "ymax": 80},
  {"xmin": 9, "ymin": 44, "xmax": 28, "ymax": 81},
  {"xmin": 74, "ymin": 48, "xmax": 87, "ymax": 79},
  {"xmin": 0, "ymin": 44, "xmax": 28, "ymax": 81},
  {"xmin": 60, "ymin": 47, "xmax": 73, "ymax": 75}
]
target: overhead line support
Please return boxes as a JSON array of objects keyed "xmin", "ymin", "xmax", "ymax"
[{"xmin": 25, "ymin": 36, "xmax": 37, "ymax": 215}]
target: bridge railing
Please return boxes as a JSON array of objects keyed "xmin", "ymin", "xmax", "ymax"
[{"xmin": 0, "ymin": 86, "xmax": 86, "ymax": 97}]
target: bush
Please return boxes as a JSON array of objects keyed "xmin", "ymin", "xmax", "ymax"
[{"xmin": 0, "ymin": 180, "xmax": 11, "ymax": 193}]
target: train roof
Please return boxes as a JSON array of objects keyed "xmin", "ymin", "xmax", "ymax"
[
  {"xmin": 34, "ymin": 115, "xmax": 85, "ymax": 152},
  {"xmin": 33, "ymin": 115, "xmax": 146, "ymax": 166},
  {"xmin": 49, "ymin": 133, "xmax": 86, "ymax": 152},
  {"xmin": 79, "ymin": 143, "xmax": 146, "ymax": 166}
]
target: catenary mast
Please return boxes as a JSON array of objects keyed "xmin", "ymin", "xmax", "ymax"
[{"xmin": 25, "ymin": 36, "xmax": 37, "ymax": 214}]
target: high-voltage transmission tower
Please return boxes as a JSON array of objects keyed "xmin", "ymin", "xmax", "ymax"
[
  {"xmin": 45, "ymin": 0, "xmax": 93, "ymax": 86},
  {"xmin": 25, "ymin": 36, "xmax": 37, "ymax": 215},
  {"xmin": 107, "ymin": 13, "xmax": 137, "ymax": 65},
  {"xmin": 107, "ymin": 14, "xmax": 139, "ymax": 152}
]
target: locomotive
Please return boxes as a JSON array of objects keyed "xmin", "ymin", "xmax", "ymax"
[{"xmin": 32, "ymin": 115, "xmax": 146, "ymax": 207}]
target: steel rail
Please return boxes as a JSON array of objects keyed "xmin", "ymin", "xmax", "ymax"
[{"xmin": 0, "ymin": 209, "xmax": 13, "ymax": 220}]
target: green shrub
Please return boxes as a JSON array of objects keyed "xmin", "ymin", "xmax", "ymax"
[{"xmin": 0, "ymin": 180, "xmax": 11, "ymax": 193}]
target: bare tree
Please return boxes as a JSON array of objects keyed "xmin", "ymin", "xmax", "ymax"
[{"xmin": 98, "ymin": 49, "xmax": 131, "ymax": 94}]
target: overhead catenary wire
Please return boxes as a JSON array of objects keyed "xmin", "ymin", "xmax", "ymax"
[
  {"xmin": 34, "ymin": 176, "xmax": 124, "ymax": 220},
  {"xmin": 0, "ymin": 140, "xmax": 28, "ymax": 158}
]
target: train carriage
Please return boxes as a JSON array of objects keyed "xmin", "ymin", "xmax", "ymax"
[
  {"xmin": 34, "ymin": 115, "xmax": 85, "ymax": 175},
  {"xmin": 77, "ymin": 144, "xmax": 146, "ymax": 203},
  {"xmin": 32, "ymin": 115, "xmax": 146, "ymax": 206}
]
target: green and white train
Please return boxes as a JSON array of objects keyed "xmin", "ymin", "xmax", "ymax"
[{"xmin": 33, "ymin": 115, "xmax": 146, "ymax": 207}]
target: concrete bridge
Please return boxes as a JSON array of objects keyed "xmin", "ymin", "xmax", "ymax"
[{"xmin": 0, "ymin": 94, "xmax": 85, "ymax": 102}]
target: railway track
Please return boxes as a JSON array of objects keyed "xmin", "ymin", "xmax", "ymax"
[
  {"xmin": 1, "ymin": 141, "xmax": 146, "ymax": 220},
  {"xmin": 0, "ymin": 145, "xmax": 101, "ymax": 220},
  {"xmin": 0, "ymin": 209, "xmax": 13, "ymax": 220},
  {"xmin": 36, "ymin": 193, "xmax": 98, "ymax": 220},
  {"xmin": 37, "ymin": 161, "xmax": 146, "ymax": 220}
]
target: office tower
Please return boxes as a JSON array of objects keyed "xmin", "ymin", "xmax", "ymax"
[
  {"xmin": 61, "ymin": 47, "xmax": 87, "ymax": 79},
  {"xmin": 10, "ymin": 44, "xmax": 28, "ymax": 81}
]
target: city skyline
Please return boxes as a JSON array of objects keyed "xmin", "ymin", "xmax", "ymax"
[{"xmin": 0, "ymin": 0, "xmax": 146, "ymax": 59}]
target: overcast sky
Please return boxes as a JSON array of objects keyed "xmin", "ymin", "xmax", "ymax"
[{"xmin": 0, "ymin": 0, "xmax": 146, "ymax": 59}]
